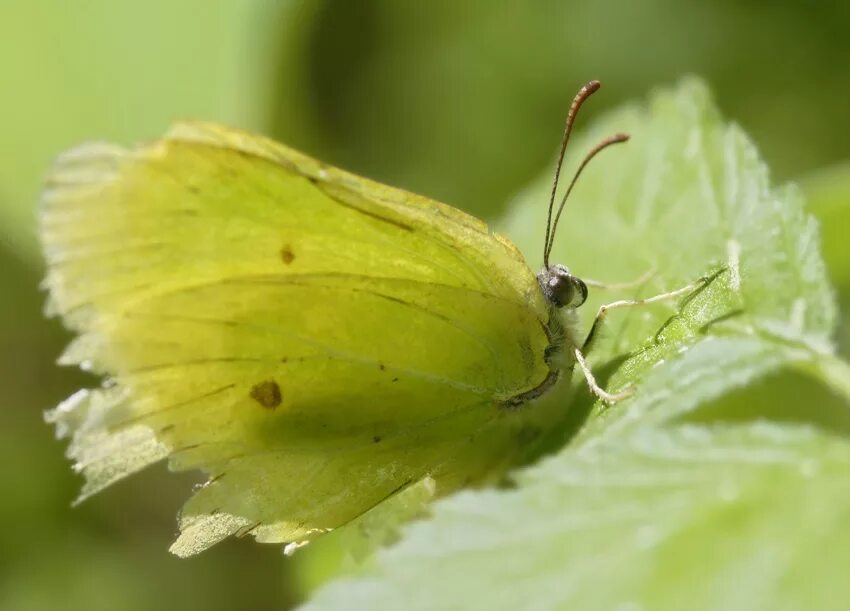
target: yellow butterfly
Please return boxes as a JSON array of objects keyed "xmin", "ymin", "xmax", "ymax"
[{"xmin": 42, "ymin": 81, "xmax": 696, "ymax": 555}]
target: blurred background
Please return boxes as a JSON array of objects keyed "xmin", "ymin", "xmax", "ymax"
[{"xmin": 1, "ymin": 2, "xmax": 849, "ymax": 609}]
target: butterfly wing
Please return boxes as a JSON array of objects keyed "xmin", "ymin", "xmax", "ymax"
[{"xmin": 41, "ymin": 122, "xmax": 558, "ymax": 555}]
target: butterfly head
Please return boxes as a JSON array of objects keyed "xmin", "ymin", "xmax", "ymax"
[{"xmin": 538, "ymin": 264, "xmax": 587, "ymax": 309}]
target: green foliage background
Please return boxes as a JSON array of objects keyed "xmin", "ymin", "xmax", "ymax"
[{"xmin": 2, "ymin": 2, "xmax": 849, "ymax": 609}]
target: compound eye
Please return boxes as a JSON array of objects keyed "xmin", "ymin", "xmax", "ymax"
[
  {"xmin": 539, "ymin": 266, "xmax": 589, "ymax": 308},
  {"xmin": 572, "ymin": 277, "xmax": 588, "ymax": 307},
  {"xmin": 548, "ymin": 275, "xmax": 574, "ymax": 307}
]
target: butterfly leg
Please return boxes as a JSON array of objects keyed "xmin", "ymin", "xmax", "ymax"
[
  {"xmin": 575, "ymin": 270, "xmax": 723, "ymax": 403},
  {"xmin": 573, "ymin": 347, "xmax": 634, "ymax": 403},
  {"xmin": 582, "ymin": 274, "xmax": 715, "ymax": 356}
]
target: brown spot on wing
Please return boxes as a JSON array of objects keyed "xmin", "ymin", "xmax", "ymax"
[
  {"xmin": 250, "ymin": 380, "xmax": 282, "ymax": 409},
  {"xmin": 280, "ymin": 245, "xmax": 295, "ymax": 264}
]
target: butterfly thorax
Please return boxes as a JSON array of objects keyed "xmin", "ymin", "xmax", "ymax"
[{"xmin": 502, "ymin": 265, "xmax": 586, "ymax": 408}]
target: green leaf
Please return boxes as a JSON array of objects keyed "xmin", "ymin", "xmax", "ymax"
[
  {"xmin": 802, "ymin": 161, "xmax": 850, "ymax": 356},
  {"xmin": 304, "ymin": 422, "xmax": 850, "ymax": 611},
  {"xmin": 302, "ymin": 80, "xmax": 850, "ymax": 609}
]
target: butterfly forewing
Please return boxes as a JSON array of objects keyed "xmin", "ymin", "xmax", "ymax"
[{"xmin": 41, "ymin": 122, "xmax": 560, "ymax": 554}]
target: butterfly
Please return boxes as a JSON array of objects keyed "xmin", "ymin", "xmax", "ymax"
[{"xmin": 42, "ymin": 81, "xmax": 699, "ymax": 555}]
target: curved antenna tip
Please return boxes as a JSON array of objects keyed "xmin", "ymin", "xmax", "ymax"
[{"xmin": 542, "ymin": 79, "xmax": 606, "ymax": 267}]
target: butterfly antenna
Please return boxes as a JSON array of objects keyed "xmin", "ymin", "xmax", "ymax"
[
  {"xmin": 545, "ymin": 132, "xmax": 630, "ymax": 262},
  {"xmin": 543, "ymin": 80, "xmax": 601, "ymax": 268}
]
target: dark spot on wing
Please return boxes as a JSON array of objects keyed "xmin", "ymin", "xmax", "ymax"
[
  {"xmin": 250, "ymin": 380, "xmax": 282, "ymax": 409},
  {"xmin": 378, "ymin": 362, "xmax": 386, "ymax": 371},
  {"xmin": 280, "ymin": 245, "xmax": 295, "ymax": 264},
  {"xmin": 392, "ymin": 377, "xmax": 399, "ymax": 383},
  {"xmin": 373, "ymin": 435, "xmax": 382, "ymax": 443},
  {"xmin": 281, "ymin": 357, "xmax": 288, "ymax": 363}
]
